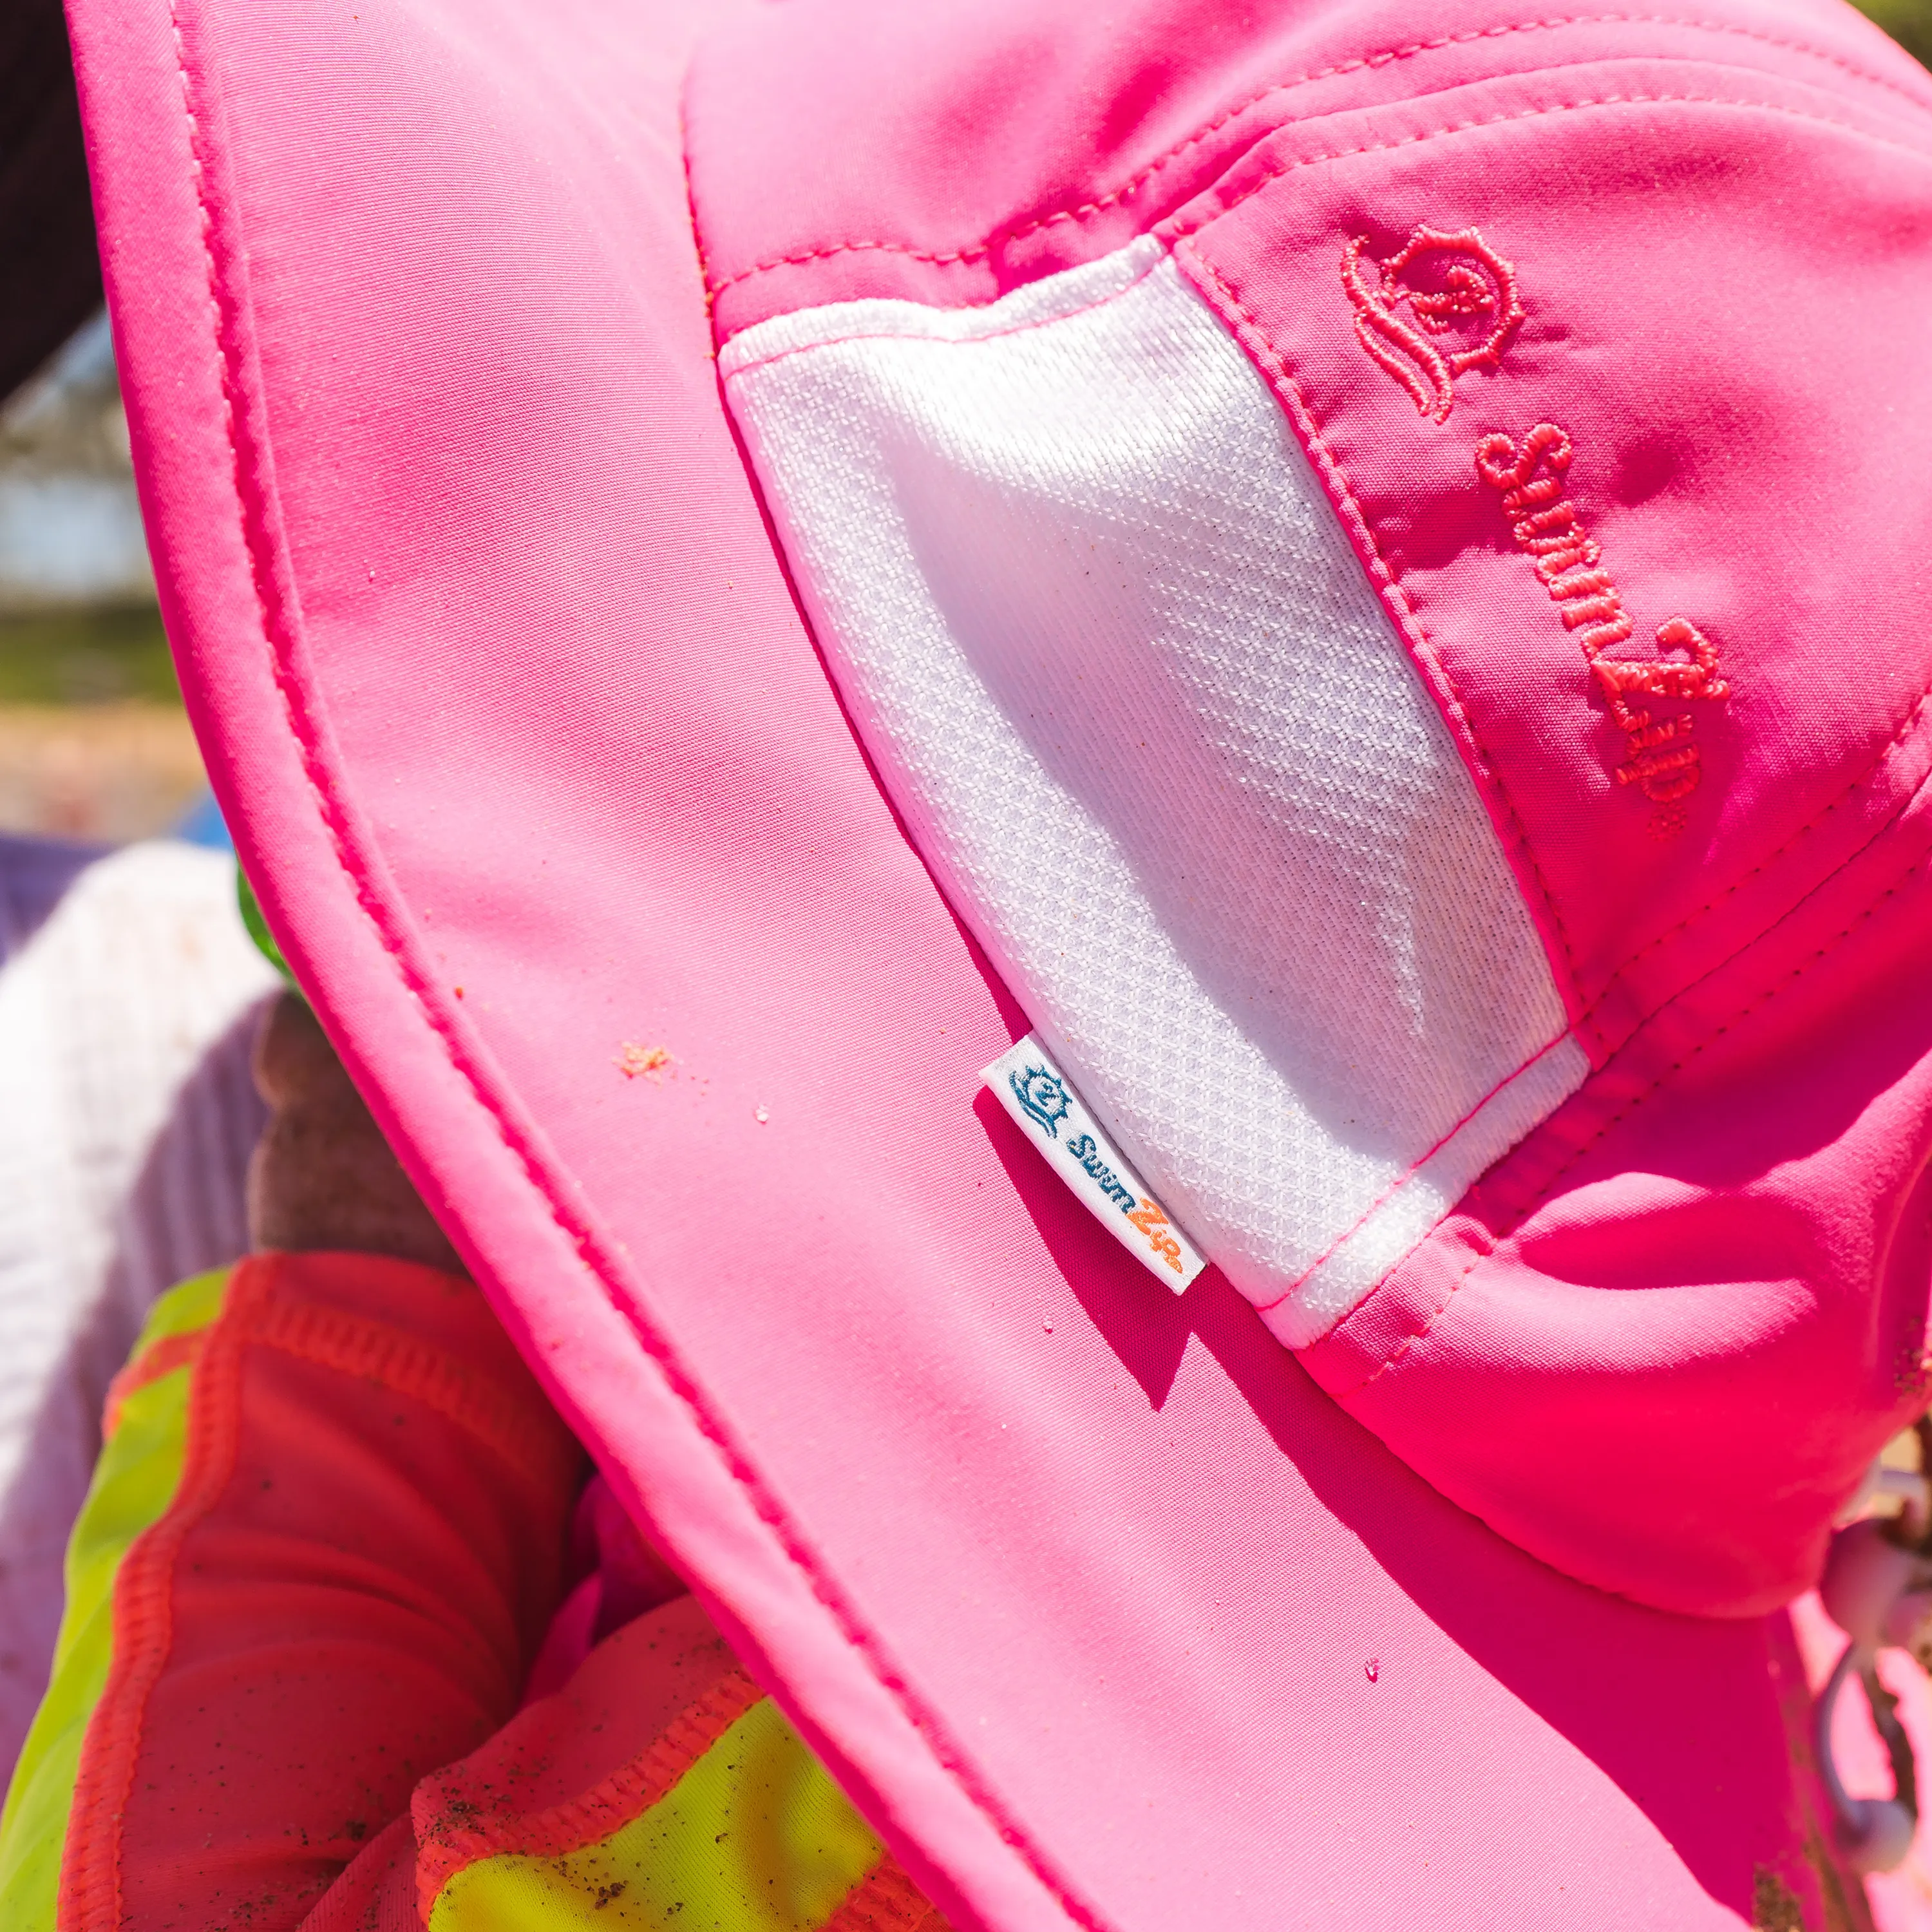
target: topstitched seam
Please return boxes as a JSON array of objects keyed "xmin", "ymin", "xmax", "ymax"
[
  {"xmin": 1334, "ymin": 1241, "xmax": 1495, "ymax": 1399},
  {"xmin": 1170, "ymin": 99, "xmax": 1932, "ymax": 1045},
  {"xmin": 1175, "ymin": 238, "xmax": 1589, "ymax": 1012},
  {"xmin": 162, "ymin": 39, "xmax": 1112, "ymax": 1932},
  {"xmin": 703, "ymin": 97, "xmax": 1110, "ymax": 1932},
  {"xmin": 1250, "ymin": 1025, "xmax": 1575, "ymax": 1313},
  {"xmin": 723, "ymin": 87, "xmax": 1932, "ymax": 1048},
  {"xmin": 243, "ymin": 1298, "xmax": 581, "ymax": 1495},
  {"xmin": 59, "ymin": 1258, "xmax": 260, "ymax": 1932},
  {"xmin": 1162, "ymin": 89, "xmax": 1932, "ymax": 248},
  {"xmin": 722, "ymin": 249, "xmax": 1164, "ymax": 379},
  {"xmin": 101, "ymin": 1329, "xmax": 207, "ymax": 1440},
  {"xmin": 1576, "ymin": 683, "xmax": 1932, "ymax": 1029},
  {"xmin": 56, "ymin": 33, "xmax": 260, "ymax": 1932},
  {"xmin": 1508, "ymin": 844, "xmax": 1932, "ymax": 1234},
  {"xmin": 704, "ymin": 14, "xmax": 1931, "ymax": 301},
  {"xmin": 415, "ymin": 1670, "xmax": 765, "ymax": 1907},
  {"xmin": 823, "ymin": 1855, "xmax": 944, "ymax": 1932},
  {"xmin": 1350, "ymin": 837, "xmax": 1932, "ymax": 1388},
  {"xmin": 158, "ymin": 21, "xmax": 1929, "ymax": 1926}
]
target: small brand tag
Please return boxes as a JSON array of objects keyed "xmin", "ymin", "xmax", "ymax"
[{"xmin": 983, "ymin": 1035, "xmax": 1207, "ymax": 1293}]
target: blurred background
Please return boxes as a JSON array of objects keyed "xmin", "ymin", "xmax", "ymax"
[
  {"xmin": 0, "ymin": 0, "xmax": 1923, "ymax": 847},
  {"xmin": 0, "ymin": 314, "xmax": 212, "ymax": 846}
]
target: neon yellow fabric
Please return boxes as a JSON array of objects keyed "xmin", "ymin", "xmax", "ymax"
[
  {"xmin": 0, "ymin": 1267, "xmax": 232, "ymax": 1931},
  {"xmin": 428, "ymin": 1696, "xmax": 884, "ymax": 1931},
  {"xmin": 123, "ymin": 1264, "xmax": 232, "ymax": 1354}
]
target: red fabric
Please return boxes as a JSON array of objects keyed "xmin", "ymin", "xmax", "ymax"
[
  {"xmin": 296, "ymin": 1595, "xmax": 752, "ymax": 1931},
  {"xmin": 62, "ymin": 1252, "xmax": 583, "ymax": 1932},
  {"xmin": 411, "ymin": 1598, "xmax": 752, "ymax": 1909},
  {"xmin": 522, "ymin": 1472, "xmax": 690, "ymax": 1705}
]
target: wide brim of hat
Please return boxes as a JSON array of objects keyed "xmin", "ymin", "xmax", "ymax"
[{"xmin": 66, "ymin": 0, "xmax": 1857, "ymax": 1923}]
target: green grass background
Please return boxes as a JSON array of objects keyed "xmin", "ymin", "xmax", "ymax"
[
  {"xmin": 1856, "ymin": 0, "xmax": 1932, "ymax": 65},
  {"xmin": 0, "ymin": 605, "xmax": 178, "ymax": 707}
]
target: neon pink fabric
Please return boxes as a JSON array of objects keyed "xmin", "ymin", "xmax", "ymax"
[
  {"xmin": 687, "ymin": 0, "xmax": 1932, "ymax": 1618},
  {"xmin": 1143, "ymin": 44, "xmax": 1932, "ymax": 1611},
  {"xmin": 60, "ymin": 0, "xmax": 1932, "ymax": 1924}
]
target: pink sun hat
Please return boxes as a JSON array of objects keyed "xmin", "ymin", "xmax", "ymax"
[{"xmin": 63, "ymin": 0, "xmax": 1932, "ymax": 1923}]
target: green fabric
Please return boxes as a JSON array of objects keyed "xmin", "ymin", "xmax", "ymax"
[
  {"xmin": 428, "ymin": 1698, "xmax": 882, "ymax": 1932},
  {"xmin": 236, "ymin": 865, "xmax": 297, "ymax": 990},
  {"xmin": 0, "ymin": 1267, "xmax": 233, "ymax": 1931},
  {"xmin": 126, "ymin": 1262, "xmax": 231, "ymax": 1356}
]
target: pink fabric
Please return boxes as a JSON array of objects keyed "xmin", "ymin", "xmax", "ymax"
[
  {"xmin": 688, "ymin": 0, "xmax": 1932, "ymax": 336},
  {"xmin": 693, "ymin": 0, "xmax": 1932, "ymax": 1614},
  {"xmin": 61, "ymin": 0, "xmax": 1932, "ymax": 1925},
  {"xmin": 521, "ymin": 1473, "xmax": 688, "ymax": 1705},
  {"xmin": 1159, "ymin": 44, "xmax": 1932, "ymax": 1613}
]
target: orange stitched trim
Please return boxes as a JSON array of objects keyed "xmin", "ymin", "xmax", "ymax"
[
  {"xmin": 824, "ymin": 1853, "xmax": 948, "ymax": 1932},
  {"xmin": 58, "ymin": 1258, "xmax": 267, "ymax": 1932},
  {"xmin": 413, "ymin": 1669, "xmax": 765, "ymax": 1914},
  {"xmin": 100, "ymin": 1331, "xmax": 207, "ymax": 1441},
  {"xmin": 1175, "ymin": 240, "xmax": 1588, "ymax": 1011},
  {"xmin": 1476, "ymin": 424, "xmax": 1731, "ymax": 832},
  {"xmin": 236, "ymin": 1297, "xmax": 578, "ymax": 1497},
  {"xmin": 705, "ymin": 17, "xmax": 1929, "ymax": 302},
  {"xmin": 1341, "ymin": 225, "xmax": 1522, "ymax": 421}
]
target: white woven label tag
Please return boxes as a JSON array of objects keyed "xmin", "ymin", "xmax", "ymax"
[{"xmin": 984, "ymin": 1034, "xmax": 1207, "ymax": 1293}]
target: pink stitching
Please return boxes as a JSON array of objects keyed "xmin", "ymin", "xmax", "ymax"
[
  {"xmin": 1161, "ymin": 90, "xmax": 1932, "ymax": 1032},
  {"xmin": 1175, "ymin": 240, "xmax": 1590, "ymax": 1014},
  {"xmin": 1475, "ymin": 423, "xmax": 1732, "ymax": 833},
  {"xmin": 1333, "ymin": 1241, "xmax": 1495, "ymax": 1399},
  {"xmin": 1252, "ymin": 1028, "xmax": 1574, "ymax": 1314},
  {"xmin": 172, "ymin": 26, "xmax": 1113, "ymax": 1932},
  {"xmin": 1341, "ymin": 225, "xmax": 1523, "ymax": 421},
  {"xmin": 166, "ymin": 40, "xmax": 1932, "ymax": 1904},
  {"xmin": 705, "ymin": 15, "xmax": 1932, "ymax": 301},
  {"xmin": 1165, "ymin": 91, "xmax": 1932, "ymax": 249},
  {"xmin": 1580, "ymin": 683, "xmax": 1932, "ymax": 1023},
  {"xmin": 1511, "ymin": 842, "xmax": 1932, "ymax": 1228},
  {"xmin": 721, "ymin": 247, "xmax": 1164, "ymax": 380},
  {"xmin": 1345, "ymin": 835, "xmax": 1932, "ymax": 1391}
]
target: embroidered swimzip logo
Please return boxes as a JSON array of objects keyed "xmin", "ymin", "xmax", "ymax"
[
  {"xmin": 984, "ymin": 1035, "xmax": 1207, "ymax": 1292},
  {"xmin": 1337, "ymin": 221, "xmax": 1732, "ymax": 832},
  {"xmin": 1476, "ymin": 422, "xmax": 1730, "ymax": 835},
  {"xmin": 1341, "ymin": 225, "xmax": 1523, "ymax": 422}
]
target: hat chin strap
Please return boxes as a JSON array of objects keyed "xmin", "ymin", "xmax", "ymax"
[
  {"xmin": 1817, "ymin": 1477, "xmax": 1932, "ymax": 1876},
  {"xmin": 1815, "ymin": 1636, "xmax": 1918, "ymax": 1875}
]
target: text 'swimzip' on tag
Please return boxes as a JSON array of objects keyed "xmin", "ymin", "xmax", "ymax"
[{"xmin": 983, "ymin": 1034, "xmax": 1207, "ymax": 1294}]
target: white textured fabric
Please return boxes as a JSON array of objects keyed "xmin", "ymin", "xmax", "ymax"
[
  {"xmin": 0, "ymin": 840, "xmax": 272, "ymax": 1769},
  {"xmin": 724, "ymin": 242, "xmax": 1588, "ymax": 1346}
]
